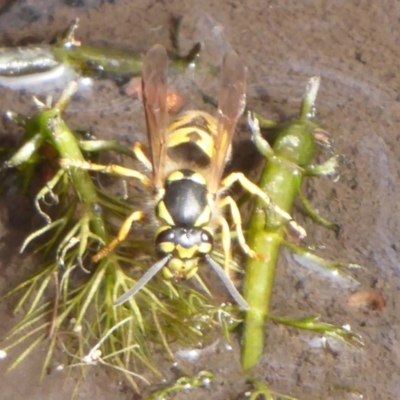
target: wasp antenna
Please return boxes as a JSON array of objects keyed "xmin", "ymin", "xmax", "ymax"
[
  {"xmin": 114, "ymin": 255, "xmax": 172, "ymax": 306},
  {"xmin": 205, "ymin": 255, "xmax": 249, "ymax": 310}
]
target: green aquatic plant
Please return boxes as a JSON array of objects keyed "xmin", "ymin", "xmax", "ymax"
[
  {"xmin": 0, "ymin": 83, "xmax": 239, "ymax": 393},
  {"xmin": 146, "ymin": 370, "xmax": 215, "ymax": 400},
  {"xmin": 0, "ymin": 16, "xmax": 201, "ymax": 86},
  {"xmin": 245, "ymin": 378, "xmax": 299, "ymax": 400},
  {"xmin": 54, "ymin": 17, "xmax": 202, "ymax": 79},
  {"xmin": 241, "ymin": 77, "xmax": 362, "ymax": 371}
]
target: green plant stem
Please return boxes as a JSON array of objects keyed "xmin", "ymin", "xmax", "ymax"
[
  {"xmin": 241, "ymin": 78, "xmax": 321, "ymax": 371},
  {"xmin": 0, "ymin": 19, "xmax": 201, "ymax": 82},
  {"xmin": 41, "ymin": 100, "xmax": 106, "ymax": 235}
]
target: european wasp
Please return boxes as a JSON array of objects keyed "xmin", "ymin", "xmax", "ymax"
[{"xmin": 61, "ymin": 44, "xmax": 297, "ymax": 310}]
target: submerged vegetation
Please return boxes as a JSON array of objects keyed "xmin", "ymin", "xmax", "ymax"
[
  {"xmin": 0, "ymin": 17, "xmax": 202, "ymax": 89},
  {"xmin": 0, "ymin": 19, "xmax": 240, "ymax": 395},
  {"xmin": 0, "ymin": 80, "xmax": 245, "ymax": 392},
  {"xmin": 0, "ymin": 17, "xmax": 364, "ymax": 400},
  {"xmin": 242, "ymin": 77, "xmax": 362, "ymax": 371},
  {"xmin": 0, "ymin": 82, "xmax": 242, "ymax": 389}
]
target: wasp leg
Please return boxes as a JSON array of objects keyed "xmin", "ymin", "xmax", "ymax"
[
  {"xmin": 220, "ymin": 173, "xmax": 306, "ymax": 239},
  {"xmin": 60, "ymin": 159, "xmax": 151, "ymax": 186},
  {"xmin": 133, "ymin": 142, "xmax": 153, "ymax": 171},
  {"xmin": 218, "ymin": 196, "xmax": 264, "ymax": 263},
  {"xmin": 93, "ymin": 210, "xmax": 145, "ymax": 262},
  {"xmin": 203, "ymin": 217, "xmax": 249, "ymax": 310},
  {"xmin": 216, "ymin": 215, "xmax": 232, "ymax": 274}
]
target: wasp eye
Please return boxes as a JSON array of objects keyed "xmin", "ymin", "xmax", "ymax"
[
  {"xmin": 156, "ymin": 229, "xmax": 175, "ymax": 244},
  {"xmin": 201, "ymin": 231, "xmax": 213, "ymax": 244},
  {"xmin": 155, "ymin": 228, "xmax": 176, "ymax": 256}
]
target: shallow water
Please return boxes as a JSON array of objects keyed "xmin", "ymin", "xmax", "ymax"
[{"xmin": 0, "ymin": 1, "xmax": 399, "ymax": 399}]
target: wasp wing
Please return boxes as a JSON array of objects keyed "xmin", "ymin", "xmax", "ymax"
[
  {"xmin": 207, "ymin": 52, "xmax": 247, "ymax": 194},
  {"xmin": 141, "ymin": 44, "xmax": 168, "ymax": 190}
]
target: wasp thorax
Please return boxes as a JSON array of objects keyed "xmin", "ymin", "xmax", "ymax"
[{"xmin": 156, "ymin": 169, "xmax": 212, "ymax": 228}]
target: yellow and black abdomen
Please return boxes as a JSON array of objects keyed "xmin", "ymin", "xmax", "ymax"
[{"xmin": 166, "ymin": 110, "xmax": 217, "ymax": 159}]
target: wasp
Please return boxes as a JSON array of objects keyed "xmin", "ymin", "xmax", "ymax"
[{"xmin": 61, "ymin": 44, "xmax": 298, "ymax": 310}]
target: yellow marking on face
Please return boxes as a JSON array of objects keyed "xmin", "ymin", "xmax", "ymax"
[
  {"xmin": 158, "ymin": 241, "xmax": 175, "ymax": 254},
  {"xmin": 168, "ymin": 258, "xmax": 184, "ymax": 272},
  {"xmin": 164, "ymin": 258, "xmax": 198, "ymax": 276},
  {"xmin": 156, "ymin": 201, "xmax": 174, "ymax": 225},
  {"xmin": 198, "ymin": 242, "xmax": 212, "ymax": 254},
  {"xmin": 176, "ymin": 245, "xmax": 199, "ymax": 259}
]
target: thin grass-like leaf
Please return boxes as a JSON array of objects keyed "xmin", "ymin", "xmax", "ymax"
[
  {"xmin": 40, "ymin": 334, "xmax": 58, "ymax": 380},
  {"xmin": 74, "ymin": 266, "xmax": 106, "ymax": 327},
  {"xmin": 7, "ymin": 333, "xmax": 47, "ymax": 372},
  {"xmin": 5, "ymin": 310, "xmax": 52, "ymax": 341},
  {"xmin": 20, "ymin": 219, "xmax": 65, "ymax": 253},
  {"xmin": 25, "ymin": 274, "xmax": 53, "ymax": 317}
]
